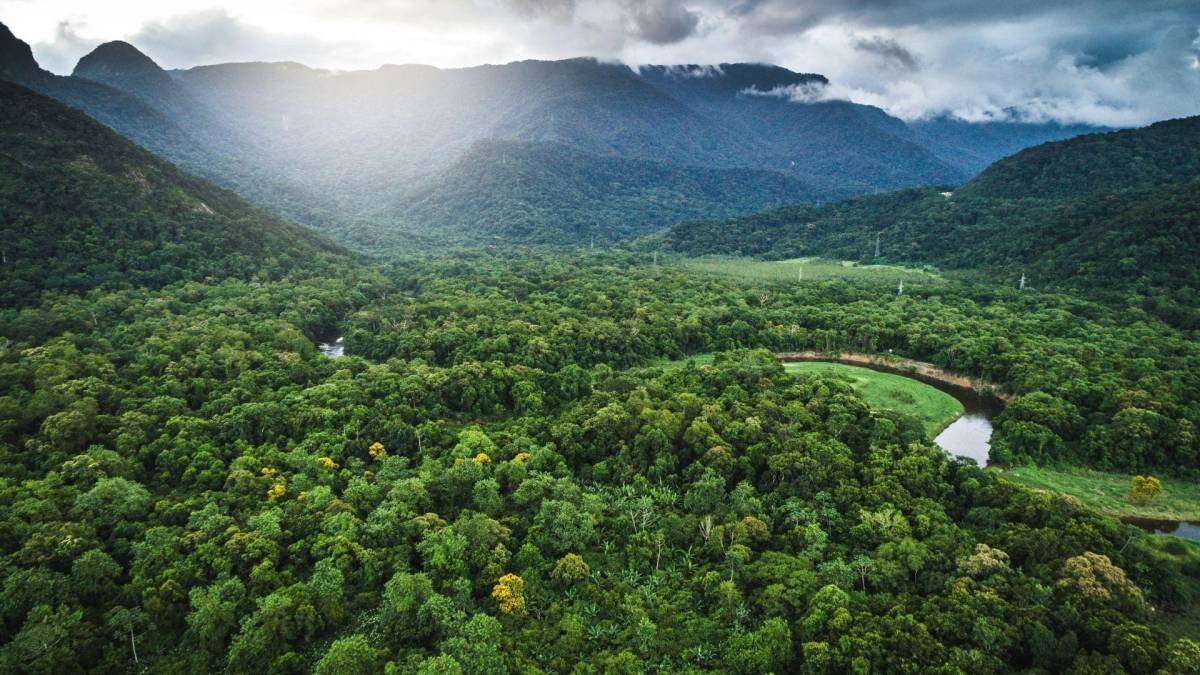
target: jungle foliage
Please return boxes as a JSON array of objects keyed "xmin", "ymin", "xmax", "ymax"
[{"xmin": 3, "ymin": 252, "xmax": 1200, "ymax": 671}]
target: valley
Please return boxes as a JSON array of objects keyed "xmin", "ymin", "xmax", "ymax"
[{"xmin": 1, "ymin": 11, "xmax": 1199, "ymax": 673}]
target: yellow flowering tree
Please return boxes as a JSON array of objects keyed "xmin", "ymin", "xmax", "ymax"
[
  {"xmin": 491, "ymin": 573, "xmax": 526, "ymax": 616},
  {"xmin": 1129, "ymin": 475, "xmax": 1162, "ymax": 503}
]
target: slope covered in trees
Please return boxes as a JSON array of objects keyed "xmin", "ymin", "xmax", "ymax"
[
  {"xmin": 389, "ymin": 140, "xmax": 832, "ymax": 245},
  {"xmin": 0, "ymin": 25, "xmax": 340, "ymax": 231},
  {"xmin": 2, "ymin": 251, "xmax": 1198, "ymax": 672},
  {"xmin": 662, "ymin": 117, "xmax": 1200, "ymax": 327},
  {"xmin": 0, "ymin": 82, "xmax": 347, "ymax": 305},
  {"xmin": 960, "ymin": 116, "xmax": 1200, "ymax": 200}
]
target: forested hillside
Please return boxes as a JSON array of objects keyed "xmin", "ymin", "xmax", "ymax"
[
  {"xmin": 0, "ymin": 25, "xmax": 340, "ymax": 231},
  {"xmin": 0, "ymin": 82, "xmax": 346, "ymax": 305},
  {"xmin": 389, "ymin": 140, "xmax": 830, "ymax": 245},
  {"xmin": 961, "ymin": 116, "xmax": 1200, "ymax": 199},
  {"xmin": 663, "ymin": 117, "xmax": 1200, "ymax": 327}
]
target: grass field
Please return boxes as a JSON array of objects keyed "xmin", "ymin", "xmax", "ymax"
[
  {"xmin": 1002, "ymin": 465, "xmax": 1200, "ymax": 521},
  {"xmin": 680, "ymin": 256, "xmax": 941, "ymax": 286},
  {"xmin": 652, "ymin": 356, "xmax": 963, "ymax": 437},
  {"xmin": 783, "ymin": 362, "xmax": 963, "ymax": 437}
]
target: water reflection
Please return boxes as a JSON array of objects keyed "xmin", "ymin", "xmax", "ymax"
[
  {"xmin": 1124, "ymin": 517, "xmax": 1200, "ymax": 542},
  {"xmin": 319, "ymin": 336, "xmax": 344, "ymax": 358},
  {"xmin": 934, "ymin": 413, "xmax": 993, "ymax": 466}
]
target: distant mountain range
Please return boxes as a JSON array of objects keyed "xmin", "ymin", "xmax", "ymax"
[
  {"xmin": 662, "ymin": 116, "xmax": 1200, "ymax": 327},
  {"xmin": 0, "ymin": 22, "xmax": 1103, "ymax": 246}
]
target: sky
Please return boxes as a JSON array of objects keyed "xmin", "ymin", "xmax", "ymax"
[{"xmin": 2, "ymin": 0, "xmax": 1199, "ymax": 126}]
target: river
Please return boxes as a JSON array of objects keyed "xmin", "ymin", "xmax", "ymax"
[
  {"xmin": 776, "ymin": 355, "xmax": 1200, "ymax": 542},
  {"xmin": 318, "ymin": 336, "xmax": 344, "ymax": 358},
  {"xmin": 776, "ymin": 354, "xmax": 1003, "ymax": 465},
  {"xmin": 930, "ymin": 384, "xmax": 1005, "ymax": 467}
]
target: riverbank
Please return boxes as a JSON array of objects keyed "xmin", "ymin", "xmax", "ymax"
[
  {"xmin": 775, "ymin": 351, "xmax": 1013, "ymax": 404},
  {"xmin": 1001, "ymin": 465, "xmax": 1200, "ymax": 522},
  {"xmin": 783, "ymin": 361, "xmax": 963, "ymax": 437}
]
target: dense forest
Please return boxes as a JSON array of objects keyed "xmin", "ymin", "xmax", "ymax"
[
  {"xmin": 386, "ymin": 140, "xmax": 831, "ymax": 246},
  {"xmin": 661, "ymin": 117, "xmax": 1200, "ymax": 328},
  {"xmin": 3, "ymin": 249, "xmax": 1200, "ymax": 672}
]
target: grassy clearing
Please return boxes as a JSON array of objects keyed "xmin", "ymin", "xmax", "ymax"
[
  {"xmin": 680, "ymin": 256, "xmax": 941, "ymax": 286},
  {"xmin": 650, "ymin": 356, "xmax": 962, "ymax": 437},
  {"xmin": 782, "ymin": 362, "xmax": 962, "ymax": 438},
  {"xmin": 650, "ymin": 353, "xmax": 716, "ymax": 367},
  {"xmin": 1001, "ymin": 465, "xmax": 1200, "ymax": 521}
]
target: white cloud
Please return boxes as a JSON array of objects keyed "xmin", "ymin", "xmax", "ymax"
[{"xmin": 3, "ymin": 0, "xmax": 1197, "ymax": 125}]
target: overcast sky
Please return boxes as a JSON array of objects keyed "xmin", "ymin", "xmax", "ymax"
[{"xmin": 3, "ymin": 0, "xmax": 1198, "ymax": 126}]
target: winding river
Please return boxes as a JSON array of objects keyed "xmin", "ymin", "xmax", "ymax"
[
  {"xmin": 776, "ymin": 352, "xmax": 1005, "ymax": 465},
  {"xmin": 775, "ymin": 353, "xmax": 1200, "ymax": 542}
]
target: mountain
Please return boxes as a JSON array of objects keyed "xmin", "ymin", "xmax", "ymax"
[
  {"xmin": 959, "ymin": 116, "xmax": 1200, "ymax": 199},
  {"xmin": 661, "ymin": 116, "xmax": 1200, "ymax": 326},
  {"xmin": 0, "ymin": 81, "xmax": 346, "ymax": 305},
  {"xmin": 909, "ymin": 116, "xmax": 1108, "ymax": 176},
  {"xmin": 160, "ymin": 57, "xmax": 1099, "ymax": 244},
  {"xmin": 0, "ymin": 25, "xmax": 337, "ymax": 231},
  {"xmin": 0, "ymin": 22, "xmax": 1103, "ymax": 246},
  {"xmin": 73, "ymin": 40, "xmax": 175, "ymax": 95},
  {"xmin": 385, "ymin": 139, "xmax": 829, "ymax": 244}
]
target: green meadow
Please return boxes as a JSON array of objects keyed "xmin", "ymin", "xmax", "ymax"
[
  {"xmin": 782, "ymin": 361, "xmax": 963, "ymax": 438},
  {"xmin": 1002, "ymin": 464, "xmax": 1200, "ymax": 522},
  {"xmin": 680, "ymin": 256, "xmax": 941, "ymax": 286}
]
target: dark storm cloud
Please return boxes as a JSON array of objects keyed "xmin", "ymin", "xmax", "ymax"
[
  {"xmin": 628, "ymin": 0, "xmax": 702, "ymax": 44},
  {"xmin": 851, "ymin": 35, "xmax": 917, "ymax": 70}
]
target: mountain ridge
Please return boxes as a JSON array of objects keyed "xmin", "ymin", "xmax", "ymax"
[{"xmin": 0, "ymin": 21, "xmax": 1110, "ymax": 247}]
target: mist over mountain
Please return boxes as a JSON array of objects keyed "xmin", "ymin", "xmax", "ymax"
[
  {"xmin": 0, "ymin": 81, "xmax": 346, "ymax": 305},
  {"xmin": 0, "ymin": 21, "xmax": 1106, "ymax": 246}
]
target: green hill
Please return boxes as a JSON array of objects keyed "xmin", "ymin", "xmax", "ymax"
[
  {"xmin": 0, "ymin": 82, "xmax": 346, "ymax": 305},
  {"xmin": 662, "ymin": 117, "xmax": 1200, "ymax": 326},
  {"xmin": 389, "ymin": 140, "xmax": 830, "ymax": 245},
  {"xmin": 960, "ymin": 116, "xmax": 1200, "ymax": 200}
]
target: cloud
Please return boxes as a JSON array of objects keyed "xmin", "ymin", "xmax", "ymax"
[
  {"xmin": 851, "ymin": 35, "xmax": 917, "ymax": 71},
  {"xmin": 126, "ymin": 9, "xmax": 329, "ymax": 68},
  {"xmin": 506, "ymin": 0, "xmax": 577, "ymax": 21},
  {"xmin": 627, "ymin": 0, "xmax": 701, "ymax": 45},
  {"xmin": 13, "ymin": 0, "xmax": 1200, "ymax": 125},
  {"xmin": 741, "ymin": 80, "xmax": 830, "ymax": 103},
  {"xmin": 31, "ymin": 20, "xmax": 98, "ymax": 74}
]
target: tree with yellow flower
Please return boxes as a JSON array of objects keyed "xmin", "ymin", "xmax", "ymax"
[
  {"xmin": 267, "ymin": 483, "xmax": 285, "ymax": 501},
  {"xmin": 491, "ymin": 573, "xmax": 526, "ymax": 616},
  {"xmin": 368, "ymin": 442, "xmax": 386, "ymax": 461}
]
